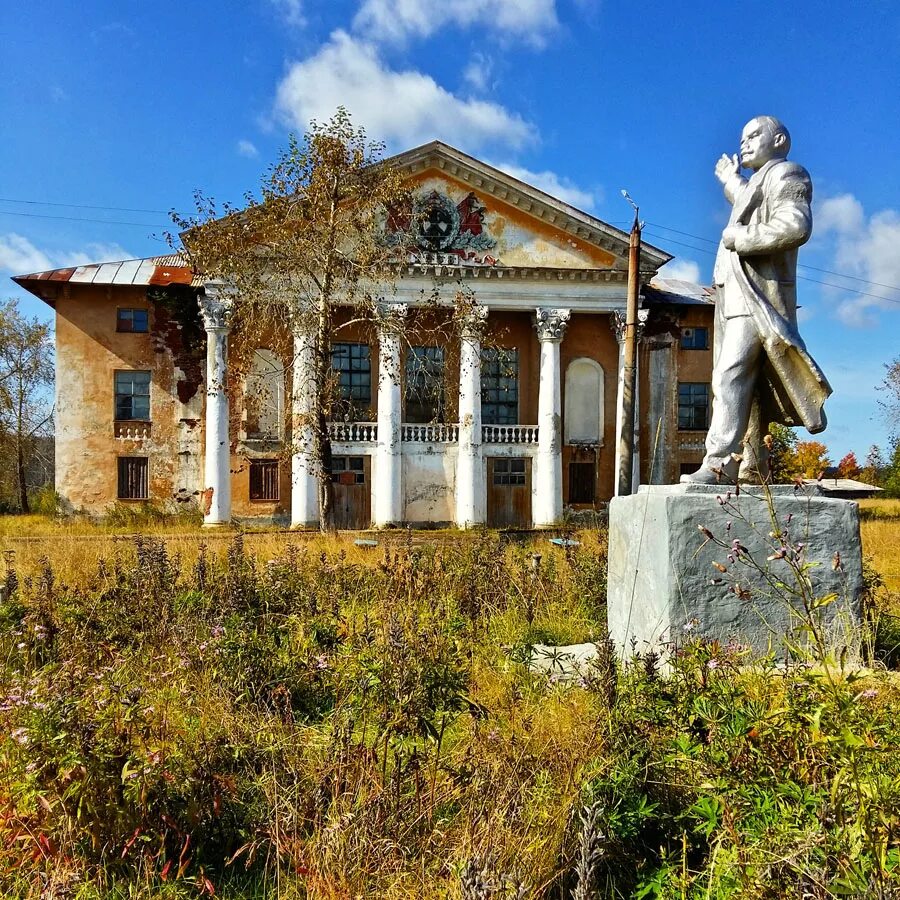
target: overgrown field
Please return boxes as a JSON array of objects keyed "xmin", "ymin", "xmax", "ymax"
[{"xmin": 0, "ymin": 515, "xmax": 899, "ymax": 899}]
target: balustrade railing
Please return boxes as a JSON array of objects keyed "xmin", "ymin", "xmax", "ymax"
[
  {"xmin": 328, "ymin": 422, "xmax": 378, "ymax": 442},
  {"xmin": 400, "ymin": 423, "xmax": 460, "ymax": 442},
  {"xmin": 327, "ymin": 421, "xmax": 539, "ymax": 444},
  {"xmin": 114, "ymin": 421, "xmax": 152, "ymax": 440},
  {"xmin": 482, "ymin": 424, "xmax": 539, "ymax": 444}
]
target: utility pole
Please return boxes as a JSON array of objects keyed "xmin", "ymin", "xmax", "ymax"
[{"xmin": 618, "ymin": 193, "xmax": 642, "ymax": 497}]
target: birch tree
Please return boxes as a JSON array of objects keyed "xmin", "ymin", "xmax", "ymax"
[
  {"xmin": 172, "ymin": 109, "xmax": 413, "ymax": 530},
  {"xmin": 0, "ymin": 299, "xmax": 54, "ymax": 513}
]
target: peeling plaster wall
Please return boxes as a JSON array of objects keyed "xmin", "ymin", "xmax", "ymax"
[
  {"xmin": 409, "ymin": 172, "xmax": 617, "ymax": 269},
  {"xmin": 54, "ymin": 286, "xmax": 202, "ymax": 514},
  {"xmin": 402, "ymin": 443, "xmax": 458, "ymax": 524}
]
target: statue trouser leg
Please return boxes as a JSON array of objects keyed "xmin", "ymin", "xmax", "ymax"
[
  {"xmin": 702, "ymin": 315, "xmax": 763, "ymax": 479},
  {"xmin": 738, "ymin": 397, "xmax": 769, "ymax": 482}
]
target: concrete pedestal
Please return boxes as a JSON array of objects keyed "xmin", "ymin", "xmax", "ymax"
[{"xmin": 607, "ymin": 484, "xmax": 863, "ymax": 659}]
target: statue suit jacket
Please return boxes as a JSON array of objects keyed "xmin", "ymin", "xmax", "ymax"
[
  {"xmin": 713, "ymin": 158, "xmax": 831, "ymax": 432},
  {"xmin": 713, "ymin": 157, "xmax": 812, "ymax": 321}
]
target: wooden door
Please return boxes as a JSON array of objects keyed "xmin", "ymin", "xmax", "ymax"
[
  {"xmin": 487, "ymin": 457, "xmax": 532, "ymax": 529},
  {"xmin": 332, "ymin": 456, "xmax": 371, "ymax": 529}
]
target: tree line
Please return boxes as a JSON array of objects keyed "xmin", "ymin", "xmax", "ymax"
[{"xmin": 0, "ymin": 298, "xmax": 54, "ymax": 512}]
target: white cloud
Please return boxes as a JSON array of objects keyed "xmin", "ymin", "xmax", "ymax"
[
  {"xmin": 237, "ymin": 139, "xmax": 259, "ymax": 158},
  {"xmin": 274, "ymin": 31, "xmax": 535, "ymax": 152},
  {"xmin": 488, "ymin": 161, "xmax": 596, "ymax": 210},
  {"xmin": 0, "ymin": 234, "xmax": 52, "ymax": 274},
  {"xmin": 462, "ymin": 53, "xmax": 494, "ymax": 93},
  {"xmin": 657, "ymin": 258, "xmax": 703, "ymax": 284},
  {"xmin": 816, "ymin": 193, "xmax": 900, "ymax": 328},
  {"xmin": 0, "ymin": 234, "xmax": 133, "ymax": 276},
  {"xmin": 353, "ymin": 0, "xmax": 558, "ymax": 47},
  {"xmin": 59, "ymin": 242, "xmax": 134, "ymax": 267},
  {"xmin": 271, "ymin": 0, "xmax": 305, "ymax": 27}
]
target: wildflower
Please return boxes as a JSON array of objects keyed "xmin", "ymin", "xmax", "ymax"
[
  {"xmin": 11, "ymin": 727, "xmax": 29, "ymax": 744},
  {"xmin": 857, "ymin": 688, "xmax": 877, "ymax": 701},
  {"xmin": 16, "ymin": 642, "xmax": 26, "ymax": 650},
  {"xmin": 716, "ymin": 495, "xmax": 725, "ymax": 506},
  {"xmin": 211, "ymin": 624, "xmax": 225, "ymax": 639},
  {"xmin": 315, "ymin": 654, "xmax": 329, "ymax": 670},
  {"xmin": 683, "ymin": 621, "xmax": 698, "ymax": 633},
  {"xmin": 707, "ymin": 658, "xmax": 720, "ymax": 670}
]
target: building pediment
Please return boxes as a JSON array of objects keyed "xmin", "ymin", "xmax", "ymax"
[{"xmin": 387, "ymin": 141, "xmax": 672, "ymax": 273}]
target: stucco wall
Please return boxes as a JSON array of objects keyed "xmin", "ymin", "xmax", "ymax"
[{"xmin": 55, "ymin": 286, "xmax": 203, "ymax": 514}]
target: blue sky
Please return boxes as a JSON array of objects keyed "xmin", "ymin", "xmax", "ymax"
[{"xmin": 2, "ymin": 0, "xmax": 898, "ymax": 461}]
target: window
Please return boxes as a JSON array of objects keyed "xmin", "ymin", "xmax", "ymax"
[
  {"xmin": 115, "ymin": 371, "xmax": 151, "ymax": 420},
  {"xmin": 405, "ymin": 346, "xmax": 445, "ymax": 423},
  {"xmin": 331, "ymin": 343, "xmax": 371, "ymax": 416},
  {"xmin": 492, "ymin": 457, "xmax": 526, "ymax": 486},
  {"xmin": 678, "ymin": 383, "xmax": 710, "ymax": 430},
  {"xmin": 249, "ymin": 459, "xmax": 279, "ymax": 501},
  {"xmin": 680, "ymin": 326, "xmax": 709, "ymax": 350},
  {"xmin": 482, "ymin": 348, "xmax": 519, "ymax": 425},
  {"xmin": 569, "ymin": 462, "xmax": 595, "ymax": 503},
  {"xmin": 117, "ymin": 308, "xmax": 149, "ymax": 333},
  {"xmin": 331, "ymin": 456, "xmax": 365, "ymax": 485},
  {"xmin": 118, "ymin": 457, "xmax": 149, "ymax": 500}
]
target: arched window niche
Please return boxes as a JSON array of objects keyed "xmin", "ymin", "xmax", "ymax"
[
  {"xmin": 243, "ymin": 348, "xmax": 285, "ymax": 441},
  {"xmin": 564, "ymin": 357, "xmax": 604, "ymax": 446}
]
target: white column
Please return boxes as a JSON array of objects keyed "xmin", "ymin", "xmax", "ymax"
[
  {"xmin": 199, "ymin": 283, "xmax": 233, "ymax": 528},
  {"xmin": 534, "ymin": 308, "xmax": 571, "ymax": 527},
  {"xmin": 373, "ymin": 302, "xmax": 407, "ymax": 527},
  {"xmin": 456, "ymin": 305, "xmax": 488, "ymax": 527},
  {"xmin": 610, "ymin": 309, "xmax": 647, "ymax": 496},
  {"xmin": 290, "ymin": 321, "xmax": 319, "ymax": 528}
]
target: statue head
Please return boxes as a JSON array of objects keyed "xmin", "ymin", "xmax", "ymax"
[{"xmin": 740, "ymin": 116, "xmax": 791, "ymax": 170}]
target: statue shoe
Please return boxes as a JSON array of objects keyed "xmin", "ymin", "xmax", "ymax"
[{"xmin": 679, "ymin": 466, "xmax": 725, "ymax": 485}]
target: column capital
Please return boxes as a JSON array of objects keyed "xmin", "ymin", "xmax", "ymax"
[
  {"xmin": 374, "ymin": 301, "xmax": 409, "ymax": 334},
  {"xmin": 534, "ymin": 307, "xmax": 571, "ymax": 343},
  {"xmin": 457, "ymin": 303, "xmax": 489, "ymax": 339},
  {"xmin": 609, "ymin": 309, "xmax": 649, "ymax": 343},
  {"xmin": 200, "ymin": 281, "xmax": 235, "ymax": 332}
]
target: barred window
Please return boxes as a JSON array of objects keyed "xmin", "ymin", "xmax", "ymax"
[
  {"xmin": 493, "ymin": 457, "xmax": 526, "ymax": 486},
  {"xmin": 331, "ymin": 343, "xmax": 371, "ymax": 416},
  {"xmin": 249, "ymin": 459, "xmax": 279, "ymax": 501},
  {"xmin": 117, "ymin": 308, "xmax": 149, "ymax": 333},
  {"xmin": 481, "ymin": 348, "xmax": 519, "ymax": 425},
  {"xmin": 680, "ymin": 326, "xmax": 709, "ymax": 350},
  {"xmin": 678, "ymin": 383, "xmax": 710, "ymax": 430},
  {"xmin": 115, "ymin": 371, "xmax": 151, "ymax": 420},
  {"xmin": 117, "ymin": 457, "xmax": 149, "ymax": 500},
  {"xmin": 405, "ymin": 345, "xmax": 445, "ymax": 423}
]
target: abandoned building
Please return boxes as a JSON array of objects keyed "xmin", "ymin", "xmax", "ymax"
[{"xmin": 12, "ymin": 142, "xmax": 715, "ymax": 529}]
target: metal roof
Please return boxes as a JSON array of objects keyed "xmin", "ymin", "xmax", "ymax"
[
  {"xmin": 12, "ymin": 253, "xmax": 200, "ymax": 303},
  {"xmin": 643, "ymin": 278, "xmax": 716, "ymax": 306}
]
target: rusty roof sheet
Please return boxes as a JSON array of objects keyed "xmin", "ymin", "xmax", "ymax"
[
  {"xmin": 643, "ymin": 278, "xmax": 715, "ymax": 306},
  {"xmin": 12, "ymin": 253, "xmax": 201, "ymax": 300}
]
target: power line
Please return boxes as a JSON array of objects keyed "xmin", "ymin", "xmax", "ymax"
[
  {"xmin": 2, "ymin": 193, "xmax": 898, "ymax": 302},
  {"xmin": 646, "ymin": 220, "xmax": 900, "ymax": 294},
  {"xmin": 0, "ymin": 196, "xmax": 169, "ymax": 215},
  {"xmin": 643, "ymin": 227, "xmax": 900, "ymax": 307},
  {"xmin": 0, "ymin": 210, "xmax": 169, "ymax": 228}
]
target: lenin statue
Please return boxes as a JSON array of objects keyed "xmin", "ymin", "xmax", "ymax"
[{"xmin": 682, "ymin": 116, "xmax": 832, "ymax": 484}]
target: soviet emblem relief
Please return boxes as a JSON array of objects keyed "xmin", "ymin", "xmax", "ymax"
[{"xmin": 386, "ymin": 189, "xmax": 499, "ymax": 264}]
